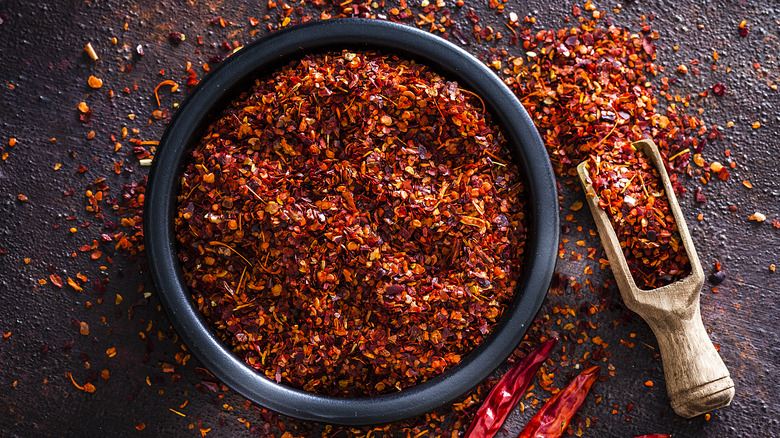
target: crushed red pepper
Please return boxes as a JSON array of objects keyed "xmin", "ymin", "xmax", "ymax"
[
  {"xmin": 587, "ymin": 146, "xmax": 691, "ymax": 289},
  {"xmin": 32, "ymin": 1, "xmax": 750, "ymax": 435},
  {"xmin": 508, "ymin": 20, "xmax": 702, "ymax": 195},
  {"xmin": 175, "ymin": 50, "xmax": 528, "ymax": 396},
  {"xmin": 500, "ymin": 16, "xmax": 710, "ymax": 291}
]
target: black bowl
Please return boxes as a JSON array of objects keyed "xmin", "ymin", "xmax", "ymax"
[{"xmin": 144, "ymin": 18, "xmax": 558, "ymax": 426}]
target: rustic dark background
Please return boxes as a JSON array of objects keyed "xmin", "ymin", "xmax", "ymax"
[{"xmin": 0, "ymin": 0, "xmax": 778, "ymax": 437}]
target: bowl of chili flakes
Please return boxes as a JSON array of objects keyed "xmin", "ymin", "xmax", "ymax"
[{"xmin": 145, "ymin": 18, "xmax": 558, "ymax": 425}]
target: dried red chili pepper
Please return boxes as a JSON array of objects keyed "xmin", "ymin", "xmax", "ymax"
[
  {"xmin": 587, "ymin": 146, "xmax": 691, "ymax": 289},
  {"xmin": 465, "ymin": 338, "xmax": 558, "ymax": 438},
  {"xmin": 517, "ymin": 365, "xmax": 599, "ymax": 438},
  {"xmin": 176, "ymin": 50, "xmax": 528, "ymax": 396}
]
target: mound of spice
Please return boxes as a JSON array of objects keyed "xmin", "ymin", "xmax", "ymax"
[
  {"xmin": 587, "ymin": 144, "xmax": 690, "ymax": 289},
  {"xmin": 511, "ymin": 23, "xmax": 701, "ymax": 192},
  {"xmin": 175, "ymin": 51, "xmax": 528, "ymax": 396}
]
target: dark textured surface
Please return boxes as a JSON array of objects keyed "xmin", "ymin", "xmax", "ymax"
[{"xmin": 0, "ymin": 0, "xmax": 778, "ymax": 437}]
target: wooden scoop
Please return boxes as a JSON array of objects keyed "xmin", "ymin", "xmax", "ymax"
[{"xmin": 576, "ymin": 139, "xmax": 734, "ymax": 418}]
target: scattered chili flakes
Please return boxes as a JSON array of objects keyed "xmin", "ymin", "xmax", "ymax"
[
  {"xmin": 748, "ymin": 212, "xmax": 766, "ymax": 222},
  {"xmin": 17, "ymin": 193, "xmax": 28, "ymax": 203},
  {"xmin": 644, "ymin": 380, "xmax": 654, "ymax": 387},
  {"xmin": 513, "ymin": 21, "xmax": 703, "ymax": 186},
  {"xmin": 694, "ymin": 187, "xmax": 706, "ymax": 203},
  {"xmin": 88, "ymin": 75, "xmax": 103, "ymax": 89},
  {"xmin": 168, "ymin": 31, "xmax": 186, "ymax": 44},
  {"xmin": 176, "ymin": 51, "xmax": 528, "ymax": 396},
  {"xmin": 709, "ymin": 262, "xmax": 726, "ymax": 285},
  {"xmin": 67, "ymin": 277, "xmax": 83, "ymax": 291},
  {"xmin": 739, "ymin": 20, "xmax": 749, "ymax": 36},
  {"xmin": 13, "ymin": 7, "xmax": 753, "ymax": 437},
  {"xmin": 50, "ymin": 273, "xmax": 64, "ymax": 288},
  {"xmin": 79, "ymin": 321, "xmax": 90, "ymax": 336},
  {"xmin": 68, "ymin": 372, "xmax": 96, "ymax": 393}
]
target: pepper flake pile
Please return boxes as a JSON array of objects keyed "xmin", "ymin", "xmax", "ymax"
[
  {"xmin": 587, "ymin": 145, "xmax": 691, "ymax": 289},
  {"xmin": 176, "ymin": 51, "xmax": 528, "ymax": 396},
  {"xmin": 511, "ymin": 22, "xmax": 702, "ymax": 193}
]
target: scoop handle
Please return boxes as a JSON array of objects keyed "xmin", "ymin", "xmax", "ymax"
[{"xmin": 645, "ymin": 304, "xmax": 735, "ymax": 418}]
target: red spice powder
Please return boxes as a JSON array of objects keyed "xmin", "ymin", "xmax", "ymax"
[{"xmin": 175, "ymin": 51, "xmax": 528, "ymax": 396}]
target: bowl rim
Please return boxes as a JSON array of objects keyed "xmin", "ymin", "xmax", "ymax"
[{"xmin": 144, "ymin": 17, "xmax": 558, "ymax": 426}]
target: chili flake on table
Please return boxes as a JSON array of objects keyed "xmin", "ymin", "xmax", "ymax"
[
  {"xmin": 175, "ymin": 50, "xmax": 528, "ymax": 396},
  {"xmin": 510, "ymin": 21, "xmax": 702, "ymax": 192},
  {"xmin": 586, "ymin": 145, "xmax": 691, "ymax": 289}
]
